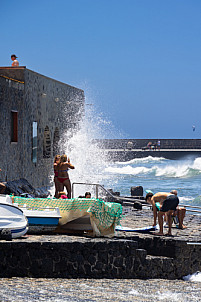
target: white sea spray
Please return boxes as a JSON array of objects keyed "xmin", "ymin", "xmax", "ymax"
[
  {"xmin": 49, "ymin": 94, "xmax": 201, "ymax": 205},
  {"xmin": 183, "ymin": 271, "xmax": 201, "ymax": 282}
]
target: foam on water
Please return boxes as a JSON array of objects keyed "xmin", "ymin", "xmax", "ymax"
[
  {"xmin": 128, "ymin": 289, "xmax": 139, "ymax": 295},
  {"xmin": 183, "ymin": 271, "xmax": 201, "ymax": 282},
  {"xmin": 105, "ymin": 165, "xmax": 151, "ymax": 175},
  {"xmin": 49, "ymin": 94, "xmax": 201, "ymax": 205},
  {"xmin": 106, "ymin": 157, "xmax": 201, "ymax": 179},
  {"xmin": 155, "ymin": 162, "xmax": 201, "ymax": 178},
  {"xmin": 116, "ymin": 156, "xmax": 166, "ymax": 165},
  {"xmin": 179, "ymin": 196, "xmax": 193, "ymax": 204},
  {"xmin": 157, "ymin": 291, "xmax": 182, "ymax": 300},
  {"xmin": 128, "ymin": 289, "xmax": 183, "ymax": 301}
]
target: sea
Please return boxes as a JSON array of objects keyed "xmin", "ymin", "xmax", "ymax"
[
  {"xmin": 62, "ymin": 108, "xmax": 201, "ymax": 209},
  {"xmin": 1, "ymin": 108, "xmax": 201, "ymax": 301}
]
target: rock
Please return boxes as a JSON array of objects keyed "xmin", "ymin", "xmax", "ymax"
[
  {"xmin": 0, "ymin": 229, "xmax": 12, "ymax": 241},
  {"xmin": 5, "ymin": 178, "xmax": 49, "ymax": 198},
  {"xmin": 131, "ymin": 186, "xmax": 143, "ymax": 197}
]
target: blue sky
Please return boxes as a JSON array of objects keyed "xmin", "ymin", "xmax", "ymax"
[{"xmin": 1, "ymin": 0, "xmax": 201, "ymax": 139}]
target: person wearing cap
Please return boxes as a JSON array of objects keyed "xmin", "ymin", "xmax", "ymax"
[
  {"xmin": 11, "ymin": 54, "xmax": 19, "ymax": 67},
  {"xmin": 85, "ymin": 192, "xmax": 91, "ymax": 198},
  {"xmin": 145, "ymin": 190, "xmax": 179, "ymax": 236}
]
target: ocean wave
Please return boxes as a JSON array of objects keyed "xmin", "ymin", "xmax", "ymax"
[
  {"xmin": 192, "ymin": 157, "xmax": 201, "ymax": 170},
  {"xmin": 155, "ymin": 163, "xmax": 201, "ymax": 178},
  {"xmin": 179, "ymin": 196, "xmax": 193, "ymax": 204},
  {"xmin": 105, "ymin": 164, "xmax": 201, "ymax": 178},
  {"xmin": 155, "ymin": 165, "xmax": 192, "ymax": 178},
  {"xmin": 106, "ymin": 157, "xmax": 201, "ymax": 178},
  {"xmin": 183, "ymin": 271, "xmax": 201, "ymax": 282},
  {"xmin": 191, "ymin": 195, "xmax": 201, "ymax": 205},
  {"xmin": 116, "ymin": 156, "xmax": 166, "ymax": 165},
  {"xmin": 105, "ymin": 165, "xmax": 152, "ymax": 175}
]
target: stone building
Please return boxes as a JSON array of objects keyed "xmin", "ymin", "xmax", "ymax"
[{"xmin": 0, "ymin": 67, "xmax": 85, "ymax": 187}]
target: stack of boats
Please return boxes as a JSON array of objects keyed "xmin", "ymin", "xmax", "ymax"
[
  {"xmin": 0, "ymin": 194, "xmax": 122, "ymax": 240},
  {"xmin": 0, "ymin": 194, "xmax": 61, "ymax": 240}
]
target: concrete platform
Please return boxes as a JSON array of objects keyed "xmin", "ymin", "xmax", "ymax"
[{"xmin": 0, "ymin": 207, "xmax": 200, "ymax": 279}]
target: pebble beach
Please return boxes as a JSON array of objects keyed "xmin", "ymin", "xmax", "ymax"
[{"xmin": 0, "ymin": 277, "xmax": 201, "ymax": 302}]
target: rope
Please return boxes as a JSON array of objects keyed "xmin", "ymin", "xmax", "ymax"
[{"xmin": 0, "ymin": 74, "xmax": 24, "ymax": 84}]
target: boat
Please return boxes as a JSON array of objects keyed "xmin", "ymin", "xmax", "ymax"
[
  {"xmin": 19, "ymin": 205, "xmax": 61, "ymax": 233},
  {"xmin": 0, "ymin": 195, "xmax": 28, "ymax": 239},
  {"xmin": 12, "ymin": 195, "xmax": 122, "ymax": 237},
  {"xmin": 5, "ymin": 195, "xmax": 62, "ymax": 234}
]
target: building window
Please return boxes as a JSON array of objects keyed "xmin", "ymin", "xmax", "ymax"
[
  {"xmin": 32, "ymin": 122, "xmax": 37, "ymax": 163},
  {"xmin": 11, "ymin": 111, "xmax": 18, "ymax": 142},
  {"xmin": 43, "ymin": 126, "xmax": 51, "ymax": 158},
  {"xmin": 53, "ymin": 127, "xmax": 60, "ymax": 156}
]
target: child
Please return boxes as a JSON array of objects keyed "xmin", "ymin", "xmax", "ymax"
[{"xmin": 58, "ymin": 191, "xmax": 68, "ymax": 199}]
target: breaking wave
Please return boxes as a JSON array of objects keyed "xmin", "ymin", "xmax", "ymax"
[
  {"xmin": 105, "ymin": 157, "xmax": 201, "ymax": 179},
  {"xmin": 105, "ymin": 165, "xmax": 152, "ymax": 175},
  {"xmin": 116, "ymin": 156, "xmax": 166, "ymax": 165},
  {"xmin": 183, "ymin": 271, "xmax": 201, "ymax": 282}
]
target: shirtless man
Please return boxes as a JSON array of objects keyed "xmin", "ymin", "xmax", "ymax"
[
  {"xmin": 11, "ymin": 54, "xmax": 19, "ymax": 67},
  {"xmin": 145, "ymin": 190, "xmax": 179, "ymax": 236},
  {"xmin": 169, "ymin": 190, "xmax": 186, "ymax": 230}
]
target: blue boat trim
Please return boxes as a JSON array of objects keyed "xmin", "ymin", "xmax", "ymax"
[
  {"xmin": 27, "ymin": 217, "xmax": 59, "ymax": 226},
  {"xmin": 11, "ymin": 226, "xmax": 28, "ymax": 234}
]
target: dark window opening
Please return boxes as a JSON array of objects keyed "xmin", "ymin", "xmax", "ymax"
[
  {"xmin": 53, "ymin": 127, "xmax": 60, "ymax": 156},
  {"xmin": 11, "ymin": 111, "xmax": 18, "ymax": 142},
  {"xmin": 43, "ymin": 126, "xmax": 51, "ymax": 158}
]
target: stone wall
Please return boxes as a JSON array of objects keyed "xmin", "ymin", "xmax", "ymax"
[
  {"xmin": 0, "ymin": 237, "xmax": 200, "ymax": 279},
  {"xmin": 130, "ymin": 236, "xmax": 201, "ymax": 278},
  {"xmin": 0, "ymin": 67, "xmax": 85, "ymax": 187}
]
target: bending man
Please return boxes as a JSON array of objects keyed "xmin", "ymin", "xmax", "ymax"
[{"xmin": 145, "ymin": 190, "xmax": 179, "ymax": 236}]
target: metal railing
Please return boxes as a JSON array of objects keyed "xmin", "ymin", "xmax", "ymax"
[
  {"xmin": 72, "ymin": 182, "xmax": 115, "ymax": 199},
  {"xmin": 72, "ymin": 183, "xmax": 201, "ymax": 214},
  {"xmin": 142, "ymin": 203, "xmax": 201, "ymax": 214},
  {"xmin": 72, "ymin": 182, "xmax": 150, "ymax": 207}
]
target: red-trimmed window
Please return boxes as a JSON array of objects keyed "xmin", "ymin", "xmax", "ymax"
[{"xmin": 11, "ymin": 111, "xmax": 18, "ymax": 142}]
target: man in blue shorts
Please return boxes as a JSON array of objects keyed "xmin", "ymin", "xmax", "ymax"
[{"xmin": 145, "ymin": 191, "xmax": 179, "ymax": 236}]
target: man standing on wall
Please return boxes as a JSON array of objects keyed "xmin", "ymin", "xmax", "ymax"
[{"xmin": 11, "ymin": 54, "xmax": 19, "ymax": 67}]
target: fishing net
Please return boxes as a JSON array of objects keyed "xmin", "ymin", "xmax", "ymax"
[{"xmin": 13, "ymin": 196, "xmax": 122, "ymax": 231}]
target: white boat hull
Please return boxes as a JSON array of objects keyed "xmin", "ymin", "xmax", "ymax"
[
  {"xmin": 0, "ymin": 196, "xmax": 28, "ymax": 239},
  {"xmin": 16, "ymin": 203, "xmax": 61, "ymax": 233}
]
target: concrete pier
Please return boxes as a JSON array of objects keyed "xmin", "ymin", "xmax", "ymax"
[
  {"xmin": 0, "ymin": 208, "xmax": 200, "ymax": 279},
  {"xmin": 94, "ymin": 139, "xmax": 201, "ymax": 161},
  {"xmin": 102, "ymin": 149, "xmax": 201, "ymax": 161}
]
